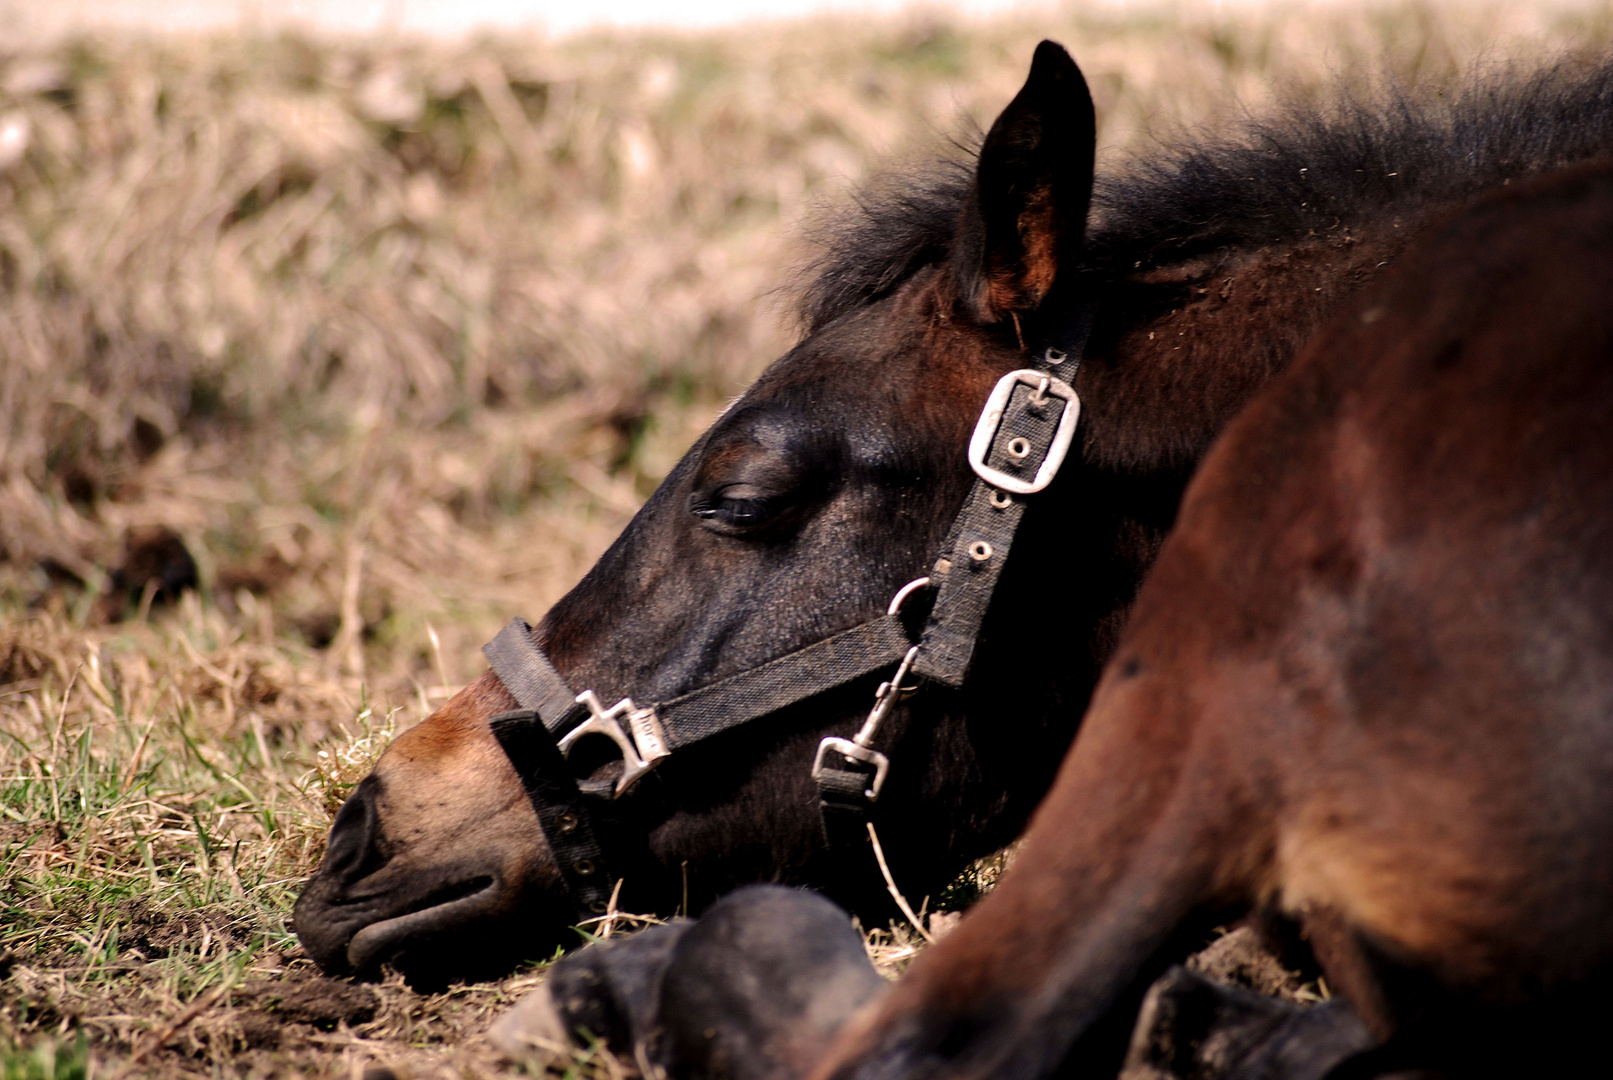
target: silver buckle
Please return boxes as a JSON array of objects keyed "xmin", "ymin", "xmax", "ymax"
[
  {"xmin": 812, "ymin": 738, "xmax": 890, "ymax": 802},
  {"xmin": 559, "ymin": 690, "xmax": 671, "ymax": 797},
  {"xmin": 967, "ymin": 368, "xmax": 1080, "ymax": 495},
  {"xmin": 811, "ymin": 639, "xmax": 922, "ymax": 802}
]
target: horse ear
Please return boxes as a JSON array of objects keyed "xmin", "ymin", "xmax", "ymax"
[{"xmin": 955, "ymin": 40, "xmax": 1096, "ymax": 324}]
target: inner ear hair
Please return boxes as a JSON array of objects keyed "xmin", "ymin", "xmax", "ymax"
[{"xmin": 960, "ymin": 40, "xmax": 1097, "ymax": 325}]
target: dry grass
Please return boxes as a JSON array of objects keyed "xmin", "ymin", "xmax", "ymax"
[{"xmin": 3, "ymin": 2, "xmax": 1612, "ymax": 1076}]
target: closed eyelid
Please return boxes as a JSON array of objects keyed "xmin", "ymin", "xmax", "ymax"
[
  {"xmin": 719, "ymin": 460, "xmax": 799, "ymax": 494},
  {"xmin": 693, "ymin": 438, "xmax": 807, "ymax": 495}
]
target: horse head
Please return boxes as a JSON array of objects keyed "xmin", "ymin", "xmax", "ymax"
[
  {"xmin": 290, "ymin": 42, "xmax": 1120, "ymax": 980},
  {"xmin": 292, "ymin": 34, "xmax": 1365, "ymax": 980}
]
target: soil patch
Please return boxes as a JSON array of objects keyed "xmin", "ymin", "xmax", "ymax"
[
  {"xmin": 234, "ymin": 976, "xmax": 380, "ymax": 1030},
  {"xmin": 117, "ymin": 897, "xmax": 253, "ymax": 961}
]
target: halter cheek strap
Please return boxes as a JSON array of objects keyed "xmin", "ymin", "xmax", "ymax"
[
  {"xmin": 483, "ymin": 310, "xmax": 1092, "ymax": 922},
  {"xmin": 813, "ymin": 312, "xmax": 1091, "ymax": 852}
]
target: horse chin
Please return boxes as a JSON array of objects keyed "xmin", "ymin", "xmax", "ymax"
[
  {"xmin": 296, "ymin": 863, "xmax": 565, "ymax": 987},
  {"xmin": 344, "ymin": 876, "xmax": 502, "ymax": 973}
]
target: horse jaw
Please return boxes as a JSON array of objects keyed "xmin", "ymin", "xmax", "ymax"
[{"xmin": 292, "ymin": 674, "xmax": 562, "ymax": 978}]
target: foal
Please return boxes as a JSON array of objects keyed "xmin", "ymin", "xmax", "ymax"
[{"xmin": 814, "ymin": 159, "xmax": 1613, "ymax": 1079}]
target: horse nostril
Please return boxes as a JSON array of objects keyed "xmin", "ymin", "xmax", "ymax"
[{"xmin": 322, "ymin": 774, "xmax": 386, "ymax": 884}]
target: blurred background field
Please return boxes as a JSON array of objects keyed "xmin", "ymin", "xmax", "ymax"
[{"xmin": 3, "ymin": 2, "xmax": 1612, "ymax": 1076}]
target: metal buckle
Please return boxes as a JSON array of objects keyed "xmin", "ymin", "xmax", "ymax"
[
  {"xmin": 810, "ymin": 640, "xmax": 921, "ymax": 802},
  {"xmin": 967, "ymin": 368, "xmax": 1080, "ymax": 495},
  {"xmin": 559, "ymin": 690, "xmax": 671, "ymax": 797},
  {"xmin": 812, "ymin": 738, "xmax": 890, "ymax": 802}
]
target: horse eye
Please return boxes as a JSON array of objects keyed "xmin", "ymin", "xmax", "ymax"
[{"xmin": 691, "ymin": 485, "xmax": 785, "ymax": 532}]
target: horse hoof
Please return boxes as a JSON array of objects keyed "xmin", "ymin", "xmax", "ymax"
[
  {"xmin": 1121, "ymin": 965, "xmax": 1372, "ymax": 1080},
  {"xmin": 492, "ymin": 919, "xmax": 694, "ymax": 1063}
]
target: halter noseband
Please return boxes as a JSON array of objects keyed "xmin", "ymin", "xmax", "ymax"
[{"xmin": 483, "ymin": 313, "xmax": 1091, "ymax": 919}]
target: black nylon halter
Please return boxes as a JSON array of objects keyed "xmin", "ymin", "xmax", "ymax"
[{"xmin": 484, "ymin": 312, "xmax": 1091, "ymax": 920}]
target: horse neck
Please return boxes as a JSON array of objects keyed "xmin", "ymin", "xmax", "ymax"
[
  {"xmin": 1080, "ymin": 218, "xmax": 1424, "ymax": 475},
  {"xmin": 951, "ymin": 216, "xmax": 1434, "ymax": 809}
]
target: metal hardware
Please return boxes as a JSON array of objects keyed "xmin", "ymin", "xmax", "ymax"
[
  {"xmin": 852, "ymin": 644, "xmax": 922, "ymax": 772},
  {"xmin": 883, "ymin": 580, "xmax": 929, "ymax": 695},
  {"xmin": 1045, "ymin": 347, "xmax": 1067, "ymax": 366},
  {"xmin": 560, "ymin": 690, "xmax": 671, "ymax": 796},
  {"xmin": 813, "ymin": 738, "xmax": 890, "ymax": 802},
  {"xmin": 887, "ymin": 576, "xmax": 932, "ymax": 615},
  {"xmin": 969, "ymin": 540, "xmax": 993, "ymax": 561},
  {"xmin": 1029, "ymin": 376, "xmax": 1051, "ymax": 406},
  {"xmin": 811, "ymin": 643, "xmax": 921, "ymax": 801},
  {"xmin": 1007, "ymin": 437, "xmax": 1031, "ymax": 459},
  {"xmin": 989, "ymin": 490, "xmax": 1012, "ymax": 509},
  {"xmin": 967, "ymin": 369, "xmax": 1080, "ymax": 495}
]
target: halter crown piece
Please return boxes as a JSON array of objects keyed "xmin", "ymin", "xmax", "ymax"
[{"xmin": 482, "ymin": 310, "xmax": 1092, "ymax": 919}]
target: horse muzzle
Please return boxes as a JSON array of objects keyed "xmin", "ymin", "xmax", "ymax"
[
  {"xmin": 292, "ymin": 773, "xmax": 559, "ymax": 980},
  {"xmin": 294, "ymin": 855, "xmax": 565, "ymax": 983},
  {"xmin": 342, "ymin": 874, "xmax": 502, "ymax": 970}
]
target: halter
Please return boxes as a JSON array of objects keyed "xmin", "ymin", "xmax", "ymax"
[{"xmin": 482, "ymin": 314, "xmax": 1091, "ymax": 919}]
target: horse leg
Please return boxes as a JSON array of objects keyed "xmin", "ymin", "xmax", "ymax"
[
  {"xmin": 494, "ymin": 885, "xmax": 885, "ymax": 1080},
  {"xmin": 812, "ymin": 654, "xmax": 1280, "ymax": 1080}
]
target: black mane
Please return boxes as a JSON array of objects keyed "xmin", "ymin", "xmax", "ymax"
[{"xmin": 798, "ymin": 53, "xmax": 1613, "ymax": 332}]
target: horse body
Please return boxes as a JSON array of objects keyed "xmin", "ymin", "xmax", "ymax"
[
  {"xmin": 813, "ymin": 161, "xmax": 1613, "ymax": 1079},
  {"xmin": 293, "ymin": 43, "xmax": 1613, "ymax": 984}
]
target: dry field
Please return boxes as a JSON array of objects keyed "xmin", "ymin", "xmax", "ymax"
[{"xmin": 3, "ymin": 2, "xmax": 1612, "ymax": 1076}]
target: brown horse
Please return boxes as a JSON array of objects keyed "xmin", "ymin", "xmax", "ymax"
[
  {"xmin": 809, "ymin": 160, "xmax": 1613, "ymax": 1078},
  {"xmin": 292, "ymin": 43, "xmax": 1613, "ymax": 983}
]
